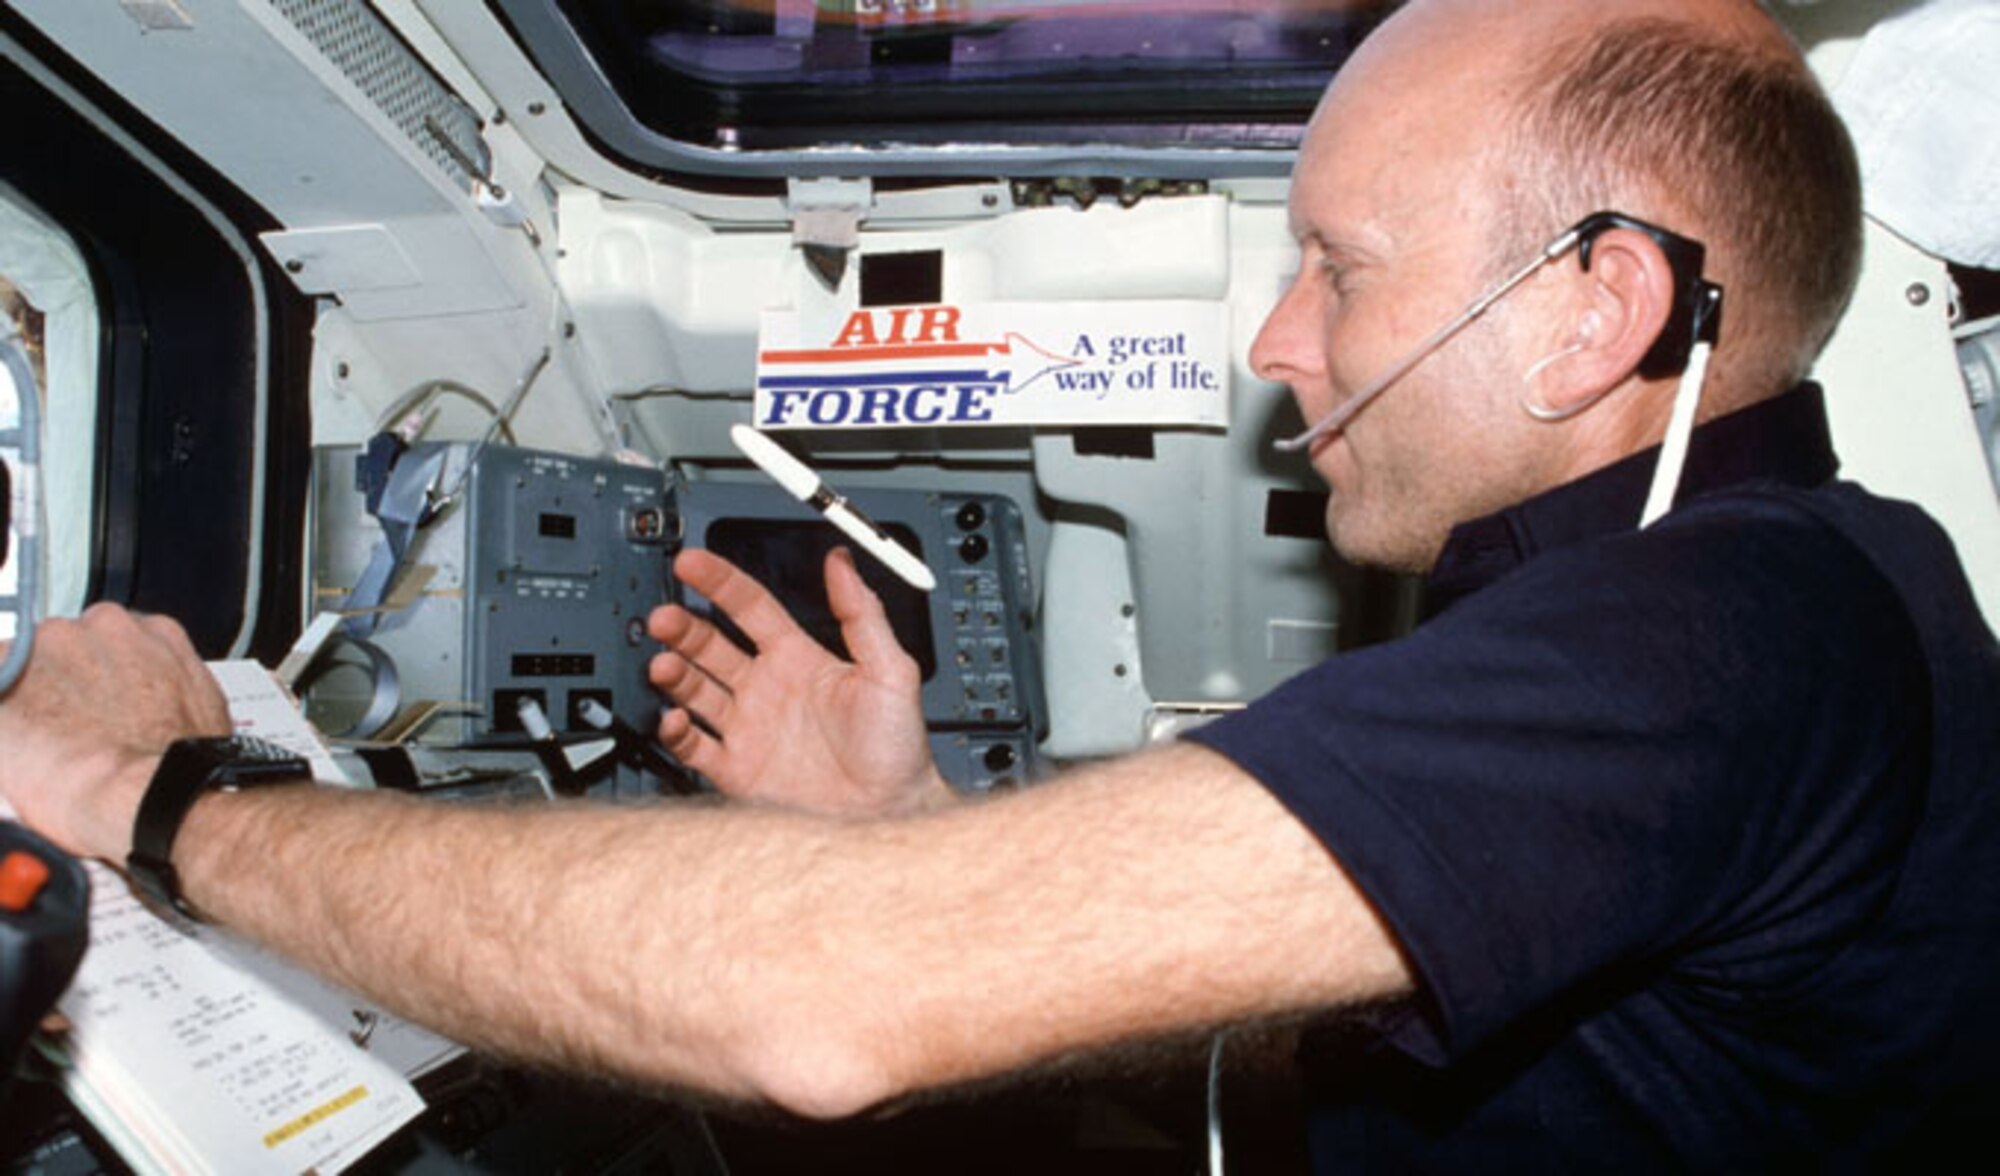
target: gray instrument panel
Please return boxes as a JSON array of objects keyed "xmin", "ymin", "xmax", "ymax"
[
  {"xmin": 668, "ymin": 480, "xmax": 1047, "ymax": 793},
  {"xmin": 311, "ymin": 443, "xmax": 669, "ymax": 745},
  {"xmin": 312, "ymin": 444, "xmax": 1047, "ymax": 793}
]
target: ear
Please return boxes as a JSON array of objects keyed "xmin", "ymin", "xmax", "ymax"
[{"xmin": 1527, "ymin": 227, "xmax": 1679, "ymax": 419}]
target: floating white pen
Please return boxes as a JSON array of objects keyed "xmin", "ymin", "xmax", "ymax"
[{"xmin": 729, "ymin": 424, "xmax": 938, "ymax": 592}]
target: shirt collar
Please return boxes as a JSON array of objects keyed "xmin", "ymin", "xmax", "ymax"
[{"xmin": 1424, "ymin": 382, "xmax": 1841, "ymax": 613}]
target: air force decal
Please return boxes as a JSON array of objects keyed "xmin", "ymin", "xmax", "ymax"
[{"xmin": 755, "ymin": 302, "xmax": 1230, "ymax": 431}]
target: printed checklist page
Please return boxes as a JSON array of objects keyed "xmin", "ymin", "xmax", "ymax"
[
  {"xmin": 57, "ymin": 867, "xmax": 422, "ymax": 1175},
  {"xmin": 43, "ymin": 659, "xmax": 429, "ymax": 1174}
]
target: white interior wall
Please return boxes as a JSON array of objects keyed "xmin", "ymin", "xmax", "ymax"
[
  {"xmin": 1813, "ymin": 226, "xmax": 2000, "ymax": 623},
  {"xmin": 14, "ymin": 0, "xmax": 1991, "ymax": 718},
  {"xmin": 10, "ymin": 0, "xmax": 604, "ymax": 458},
  {"xmin": 1794, "ymin": 0, "xmax": 2000, "ymax": 625}
]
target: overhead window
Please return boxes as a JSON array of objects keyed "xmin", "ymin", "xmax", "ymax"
[{"xmin": 499, "ymin": 0, "xmax": 1397, "ymax": 176}]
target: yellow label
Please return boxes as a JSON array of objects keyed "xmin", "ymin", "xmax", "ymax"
[{"xmin": 262, "ymin": 1085, "xmax": 367, "ymax": 1149}]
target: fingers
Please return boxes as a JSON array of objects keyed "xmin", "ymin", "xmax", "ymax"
[
  {"xmin": 647, "ymin": 602, "xmax": 754, "ymax": 687},
  {"xmin": 825, "ymin": 547, "xmax": 919, "ymax": 685},
  {"xmin": 648, "ymin": 649, "xmax": 735, "ymax": 730},
  {"xmin": 656, "ymin": 707, "xmax": 726, "ymax": 782},
  {"xmin": 132, "ymin": 612, "xmax": 232, "ymax": 733},
  {"xmin": 79, "ymin": 602, "xmax": 195, "ymax": 665},
  {"xmin": 671, "ymin": 548, "xmax": 813, "ymax": 655},
  {"xmin": 141, "ymin": 614, "xmax": 205, "ymax": 671},
  {"xmin": 60, "ymin": 605, "xmax": 230, "ymax": 739}
]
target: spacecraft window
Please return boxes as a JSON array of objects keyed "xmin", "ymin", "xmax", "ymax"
[{"xmin": 508, "ymin": 0, "xmax": 1397, "ymax": 162}]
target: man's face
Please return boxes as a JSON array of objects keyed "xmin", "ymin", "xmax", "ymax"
[{"xmin": 1250, "ymin": 47, "xmax": 1551, "ymax": 573}]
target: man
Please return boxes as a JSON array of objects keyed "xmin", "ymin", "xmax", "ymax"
[{"xmin": 3, "ymin": 0, "xmax": 1996, "ymax": 1167}]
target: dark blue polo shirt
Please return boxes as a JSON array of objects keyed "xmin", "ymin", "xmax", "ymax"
[{"xmin": 1189, "ymin": 384, "xmax": 2000, "ymax": 1169}]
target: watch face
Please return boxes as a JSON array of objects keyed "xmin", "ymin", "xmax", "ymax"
[
  {"xmin": 166, "ymin": 736, "xmax": 309, "ymax": 779},
  {"xmin": 207, "ymin": 737, "xmax": 312, "ymax": 785},
  {"xmin": 175, "ymin": 737, "xmax": 246, "ymax": 766},
  {"xmin": 216, "ymin": 735, "xmax": 307, "ymax": 765}
]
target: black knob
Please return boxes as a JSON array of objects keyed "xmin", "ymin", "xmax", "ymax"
[
  {"xmin": 958, "ymin": 534, "xmax": 990, "ymax": 564},
  {"xmin": 982, "ymin": 744, "xmax": 1017, "ymax": 773},
  {"xmin": 954, "ymin": 501, "xmax": 986, "ymax": 531}
]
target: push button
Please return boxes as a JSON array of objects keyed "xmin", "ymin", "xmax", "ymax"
[{"xmin": 0, "ymin": 850, "xmax": 51, "ymax": 913}]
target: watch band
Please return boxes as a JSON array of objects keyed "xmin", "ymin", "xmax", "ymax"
[{"xmin": 127, "ymin": 736, "xmax": 309, "ymax": 920}]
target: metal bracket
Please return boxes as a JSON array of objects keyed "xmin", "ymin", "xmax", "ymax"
[{"xmin": 787, "ymin": 176, "xmax": 874, "ymax": 291}]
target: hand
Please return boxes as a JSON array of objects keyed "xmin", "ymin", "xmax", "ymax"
[
  {"xmin": 647, "ymin": 547, "xmax": 950, "ymax": 817},
  {"xmin": 0, "ymin": 605, "xmax": 230, "ymax": 859}
]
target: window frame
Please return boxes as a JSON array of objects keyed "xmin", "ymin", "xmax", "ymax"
[
  {"xmin": 493, "ymin": 0, "xmax": 1391, "ymax": 182},
  {"xmin": 0, "ymin": 12, "xmax": 314, "ymax": 662}
]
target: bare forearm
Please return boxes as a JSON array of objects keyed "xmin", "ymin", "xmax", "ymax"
[
  {"xmin": 5, "ymin": 606, "xmax": 1408, "ymax": 1122},
  {"xmin": 825, "ymin": 746, "xmax": 1412, "ymax": 1094},
  {"xmin": 175, "ymin": 786, "xmax": 840, "ymax": 1105},
  {"xmin": 168, "ymin": 743, "xmax": 1410, "ymax": 1118}
]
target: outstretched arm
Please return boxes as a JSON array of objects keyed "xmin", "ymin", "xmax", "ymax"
[
  {"xmin": 0, "ymin": 607, "xmax": 1413, "ymax": 1119},
  {"xmin": 648, "ymin": 547, "xmax": 951, "ymax": 816}
]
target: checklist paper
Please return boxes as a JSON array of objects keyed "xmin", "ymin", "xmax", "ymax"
[
  {"xmin": 204, "ymin": 658, "xmax": 349, "ymax": 786},
  {"xmin": 54, "ymin": 867, "xmax": 422, "ymax": 1174},
  {"xmin": 42, "ymin": 660, "xmax": 432, "ymax": 1175}
]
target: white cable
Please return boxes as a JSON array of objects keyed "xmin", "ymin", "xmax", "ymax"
[
  {"xmin": 541, "ymin": 288, "xmax": 628, "ymax": 459},
  {"xmin": 1640, "ymin": 339, "xmax": 1713, "ymax": 528},
  {"xmin": 1206, "ymin": 1029, "xmax": 1229, "ymax": 1176},
  {"xmin": 433, "ymin": 345, "xmax": 552, "ymax": 514}
]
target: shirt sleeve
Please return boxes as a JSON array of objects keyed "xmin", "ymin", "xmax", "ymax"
[{"xmin": 1187, "ymin": 499, "xmax": 1928, "ymax": 1063}]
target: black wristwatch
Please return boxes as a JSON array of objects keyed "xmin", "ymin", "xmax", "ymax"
[{"xmin": 127, "ymin": 736, "xmax": 309, "ymax": 920}]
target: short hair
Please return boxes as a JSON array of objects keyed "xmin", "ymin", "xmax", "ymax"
[{"xmin": 1502, "ymin": 16, "xmax": 1863, "ymax": 391}]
